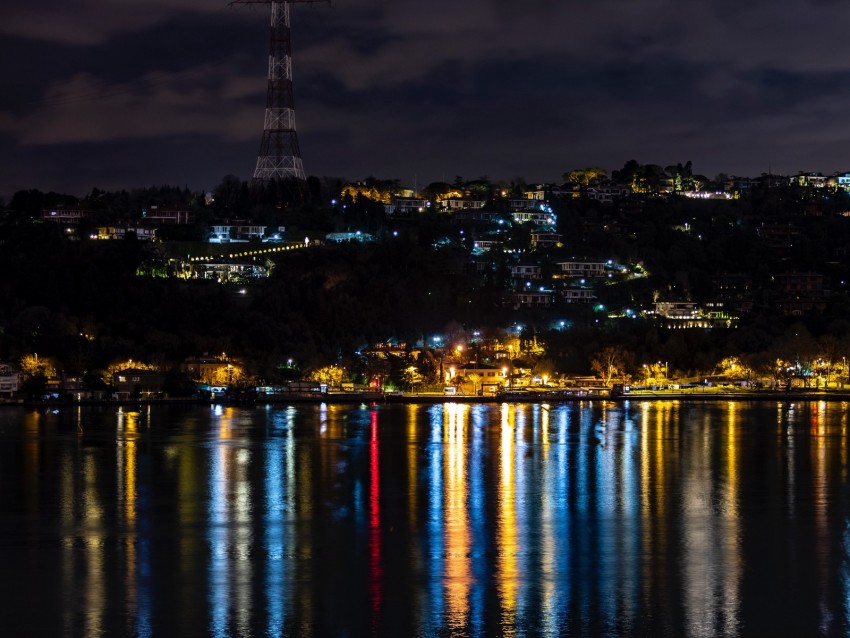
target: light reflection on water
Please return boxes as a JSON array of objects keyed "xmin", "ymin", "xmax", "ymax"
[{"xmin": 5, "ymin": 401, "xmax": 850, "ymax": 635}]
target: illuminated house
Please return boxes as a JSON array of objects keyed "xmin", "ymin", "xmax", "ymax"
[
  {"xmin": 833, "ymin": 172, "xmax": 850, "ymax": 191},
  {"xmin": 512, "ymin": 210, "xmax": 556, "ymax": 226},
  {"xmin": 192, "ymin": 261, "xmax": 269, "ymax": 283},
  {"xmin": 650, "ymin": 301, "xmax": 737, "ymax": 328},
  {"xmin": 449, "ymin": 364, "xmax": 510, "ymax": 395},
  {"xmin": 325, "ymin": 231, "xmax": 374, "ymax": 243},
  {"xmin": 555, "ymin": 261, "xmax": 608, "ymax": 277},
  {"xmin": 791, "ymin": 172, "xmax": 827, "ymax": 188},
  {"xmin": 472, "ymin": 239, "xmax": 500, "ymax": 253},
  {"xmin": 562, "ymin": 288, "xmax": 597, "ymax": 304},
  {"xmin": 530, "ymin": 232, "xmax": 562, "ymax": 249},
  {"xmin": 41, "ymin": 208, "xmax": 90, "ymax": 224},
  {"xmin": 444, "ymin": 198, "xmax": 486, "ymax": 211},
  {"xmin": 387, "ymin": 198, "xmax": 428, "ymax": 215},
  {"xmin": 511, "ymin": 264, "xmax": 542, "ymax": 279},
  {"xmin": 655, "ymin": 301, "xmax": 699, "ymax": 320},
  {"xmin": 209, "ymin": 223, "xmax": 271, "ymax": 243},
  {"xmin": 96, "ymin": 226, "xmax": 157, "ymax": 241}
]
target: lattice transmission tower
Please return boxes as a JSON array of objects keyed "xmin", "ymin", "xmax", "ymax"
[{"xmin": 231, "ymin": 1, "xmax": 327, "ymax": 188}]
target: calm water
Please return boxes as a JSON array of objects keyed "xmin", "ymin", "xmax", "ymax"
[{"xmin": 1, "ymin": 401, "xmax": 850, "ymax": 636}]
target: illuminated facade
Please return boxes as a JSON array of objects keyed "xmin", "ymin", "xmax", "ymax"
[{"xmin": 0, "ymin": 363, "xmax": 19, "ymax": 396}]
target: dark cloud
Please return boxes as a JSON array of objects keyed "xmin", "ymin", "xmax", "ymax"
[{"xmin": 2, "ymin": 0, "xmax": 850, "ymax": 196}]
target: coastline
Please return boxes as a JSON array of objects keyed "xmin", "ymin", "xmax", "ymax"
[{"xmin": 4, "ymin": 388, "xmax": 850, "ymax": 409}]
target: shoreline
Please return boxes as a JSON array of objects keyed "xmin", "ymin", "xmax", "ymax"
[{"xmin": 4, "ymin": 389, "xmax": 850, "ymax": 409}]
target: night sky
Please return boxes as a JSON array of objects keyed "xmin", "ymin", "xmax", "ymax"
[{"xmin": 3, "ymin": 0, "xmax": 850, "ymax": 197}]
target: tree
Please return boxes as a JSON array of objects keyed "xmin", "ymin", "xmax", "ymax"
[
  {"xmin": 562, "ymin": 167, "xmax": 608, "ymax": 187},
  {"xmin": 532, "ymin": 357, "xmax": 557, "ymax": 382},
  {"xmin": 591, "ymin": 345, "xmax": 628, "ymax": 387},
  {"xmin": 308, "ymin": 364, "xmax": 344, "ymax": 388}
]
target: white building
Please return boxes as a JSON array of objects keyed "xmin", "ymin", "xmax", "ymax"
[
  {"xmin": 562, "ymin": 289, "xmax": 596, "ymax": 303},
  {"xmin": 0, "ymin": 364, "xmax": 19, "ymax": 396},
  {"xmin": 556, "ymin": 261, "xmax": 608, "ymax": 277},
  {"xmin": 530, "ymin": 232, "xmax": 562, "ymax": 249},
  {"xmin": 210, "ymin": 224, "xmax": 271, "ymax": 243},
  {"xmin": 511, "ymin": 265, "xmax": 542, "ymax": 279},
  {"xmin": 444, "ymin": 198, "xmax": 486, "ymax": 211},
  {"xmin": 835, "ymin": 173, "xmax": 850, "ymax": 191},
  {"xmin": 387, "ymin": 198, "xmax": 429, "ymax": 215},
  {"xmin": 654, "ymin": 301, "xmax": 699, "ymax": 319},
  {"xmin": 512, "ymin": 210, "xmax": 556, "ymax": 226}
]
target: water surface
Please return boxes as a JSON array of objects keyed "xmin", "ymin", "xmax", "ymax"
[{"xmin": 1, "ymin": 400, "xmax": 849, "ymax": 636}]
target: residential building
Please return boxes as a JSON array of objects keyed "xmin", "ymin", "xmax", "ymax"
[
  {"xmin": 143, "ymin": 206, "xmax": 195, "ymax": 225},
  {"xmin": 96, "ymin": 226, "xmax": 157, "ymax": 241},
  {"xmin": 0, "ymin": 364, "xmax": 19, "ymax": 396},
  {"xmin": 651, "ymin": 301, "xmax": 736, "ymax": 328},
  {"xmin": 758, "ymin": 223, "xmax": 800, "ymax": 250},
  {"xmin": 387, "ymin": 198, "xmax": 429, "ymax": 215},
  {"xmin": 530, "ymin": 232, "xmax": 562, "ymax": 249},
  {"xmin": 510, "ymin": 291, "xmax": 553, "ymax": 308},
  {"xmin": 325, "ymin": 232, "xmax": 374, "ymax": 243},
  {"xmin": 562, "ymin": 288, "xmax": 597, "ymax": 303},
  {"xmin": 655, "ymin": 301, "xmax": 700, "ymax": 320},
  {"xmin": 444, "ymin": 198, "xmax": 486, "ymax": 211},
  {"xmin": 192, "ymin": 261, "xmax": 269, "ymax": 283},
  {"xmin": 209, "ymin": 223, "xmax": 269, "ymax": 243},
  {"xmin": 524, "ymin": 188, "xmax": 547, "ymax": 201},
  {"xmin": 773, "ymin": 272, "xmax": 827, "ymax": 315},
  {"xmin": 555, "ymin": 261, "xmax": 608, "ymax": 277},
  {"xmin": 112, "ymin": 369, "xmax": 167, "ymax": 399},
  {"xmin": 712, "ymin": 272, "xmax": 754, "ymax": 313},
  {"xmin": 586, "ymin": 186, "xmax": 630, "ymax": 203},
  {"xmin": 512, "ymin": 210, "xmax": 556, "ymax": 226},
  {"xmin": 511, "ymin": 264, "xmax": 542, "ymax": 279},
  {"xmin": 791, "ymin": 172, "xmax": 827, "ymax": 188},
  {"xmin": 472, "ymin": 239, "xmax": 499, "ymax": 253},
  {"xmin": 41, "ymin": 208, "xmax": 90, "ymax": 224},
  {"xmin": 451, "ymin": 365, "xmax": 509, "ymax": 395},
  {"xmin": 834, "ymin": 172, "xmax": 850, "ymax": 191}
]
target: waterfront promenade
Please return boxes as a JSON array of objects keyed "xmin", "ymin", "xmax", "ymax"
[{"xmin": 5, "ymin": 386, "xmax": 850, "ymax": 408}]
